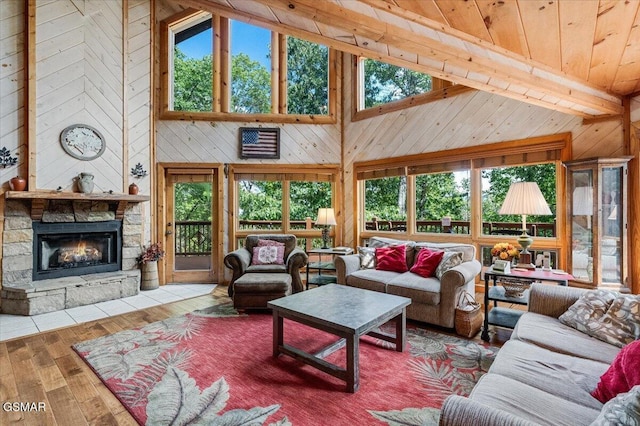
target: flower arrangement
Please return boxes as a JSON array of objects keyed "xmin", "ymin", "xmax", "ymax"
[
  {"xmin": 138, "ymin": 243, "xmax": 165, "ymax": 264},
  {"xmin": 491, "ymin": 242, "xmax": 520, "ymax": 260}
]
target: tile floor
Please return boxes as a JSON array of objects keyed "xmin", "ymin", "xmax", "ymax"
[{"xmin": 0, "ymin": 284, "xmax": 217, "ymax": 342}]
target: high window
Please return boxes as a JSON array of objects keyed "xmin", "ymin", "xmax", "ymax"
[
  {"xmin": 162, "ymin": 11, "xmax": 336, "ymax": 123},
  {"xmin": 363, "ymin": 59, "xmax": 432, "ymax": 108},
  {"xmin": 353, "ymin": 57, "xmax": 471, "ymax": 120}
]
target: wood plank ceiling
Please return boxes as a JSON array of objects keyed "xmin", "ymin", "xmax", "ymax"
[{"xmin": 175, "ymin": 0, "xmax": 640, "ymax": 118}]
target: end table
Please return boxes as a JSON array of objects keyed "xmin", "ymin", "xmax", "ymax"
[
  {"xmin": 305, "ymin": 247, "xmax": 353, "ymax": 290},
  {"xmin": 481, "ymin": 267, "xmax": 573, "ymax": 341}
]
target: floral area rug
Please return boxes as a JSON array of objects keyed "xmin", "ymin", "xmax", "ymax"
[{"xmin": 73, "ymin": 304, "xmax": 498, "ymax": 425}]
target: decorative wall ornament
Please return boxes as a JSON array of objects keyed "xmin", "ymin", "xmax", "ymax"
[
  {"xmin": 239, "ymin": 127, "xmax": 280, "ymax": 159},
  {"xmin": 131, "ymin": 163, "xmax": 148, "ymax": 178},
  {"xmin": 60, "ymin": 124, "xmax": 106, "ymax": 161},
  {"xmin": 0, "ymin": 147, "xmax": 18, "ymax": 168}
]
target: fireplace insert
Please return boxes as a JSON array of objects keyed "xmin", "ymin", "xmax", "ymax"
[{"xmin": 33, "ymin": 221, "xmax": 122, "ymax": 281}]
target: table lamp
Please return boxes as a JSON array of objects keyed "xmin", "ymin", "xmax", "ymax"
[
  {"xmin": 316, "ymin": 208, "xmax": 337, "ymax": 249},
  {"xmin": 499, "ymin": 182, "xmax": 552, "ymax": 269}
]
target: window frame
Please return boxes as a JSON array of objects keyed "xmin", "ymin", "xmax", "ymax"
[
  {"xmin": 354, "ymin": 133, "xmax": 572, "ymax": 269},
  {"xmin": 160, "ymin": 10, "xmax": 338, "ymax": 124},
  {"xmin": 351, "ymin": 56, "xmax": 475, "ymax": 122},
  {"xmin": 227, "ymin": 164, "xmax": 341, "ymax": 250}
]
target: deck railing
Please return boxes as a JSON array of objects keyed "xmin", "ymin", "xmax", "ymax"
[
  {"xmin": 176, "ymin": 218, "xmax": 556, "ymax": 256},
  {"xmin": 175, "ymin": 221, "xmax": 212, "ymax": 256}
]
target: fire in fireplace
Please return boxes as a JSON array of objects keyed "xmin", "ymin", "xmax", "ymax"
[{"xmin": 33, "ymin": 221, "xmax": 122, "ymax": 281}]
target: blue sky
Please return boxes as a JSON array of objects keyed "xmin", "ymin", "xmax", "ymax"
[{"xmin": 177, "ymin": 20, "xmax": 271, "ymax": 68}]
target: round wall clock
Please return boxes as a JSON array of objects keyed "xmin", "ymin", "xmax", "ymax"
[{"xmin": 60, "ymin": 124, "xmax": 106, "ymax": 161}]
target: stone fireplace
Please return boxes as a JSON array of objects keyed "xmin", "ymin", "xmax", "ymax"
[{"xmin": 2, "ymin": 193, "xmax": 147, "ymax": 315}]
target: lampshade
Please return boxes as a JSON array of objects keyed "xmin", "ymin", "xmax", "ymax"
[
  {"xmin": 316, "ymin": 208, "xmax": 337, "ymax": 226},
  {"xmin": 499, "ymin": 182, "xmax": 552, "ymax": 216},
  {"xmin": 573, "ymin": 186, "xmax": 594, "ymax": 216}
]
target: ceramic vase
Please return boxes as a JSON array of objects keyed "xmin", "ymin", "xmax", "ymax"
[
  {"xmin": 9, "ymin": 176, "xmax": 26, "ymax": 191},
  {"xmin": 77, "ymin": 172, "xmax": 94, "ymax": 194},
  {"xmin": 129, "ymin": 182, "xmax": 139, "ymax": 195}
]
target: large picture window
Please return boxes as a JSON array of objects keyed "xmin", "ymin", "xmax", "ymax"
[
  {"xmin": 481, "ymin": 164, "xmax": 557, "ymax": 237},
  {"xmin": 162, "ymin": 10, "xmax": 336, "ymax": 123},
  {"xmin": 354, "ymin": 134, "xmax": 571, "ymax": 268},
  {"xmin": 415, "ymin": 171, "xmax": 470, "ymax": 234},
  {"xmin": 364, "ymin": 176, "xmax": 407, "ymax": 231},
  {"xmin": 230, "ymin": 166, "xmax": 339, "ymax": 249}
]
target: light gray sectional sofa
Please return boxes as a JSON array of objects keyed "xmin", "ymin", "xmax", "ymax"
[
  {"xmin": 440, "ymin": 283, "xmax": 625, "ymax": 426},
  {"xmin": 334, "ymin": 236, "xmax": 481, "ymax": 328}
]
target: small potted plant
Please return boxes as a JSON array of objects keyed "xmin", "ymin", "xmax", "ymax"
[{"xmin": 138, "ymin": 243, "xmax": 165, "ymax": 290}]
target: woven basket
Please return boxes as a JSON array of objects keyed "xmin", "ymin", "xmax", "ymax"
[
  {"xmin": 455, "ymin": 291, "xmax": 482, "ymax": 338},
  {"xmin": 499, "ymin": 278, "xmax": 532, "ymax": 297}
]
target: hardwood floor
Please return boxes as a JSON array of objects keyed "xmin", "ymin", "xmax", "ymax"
[{"xmin": 0, "ymin": 286, "xmax": 511, "ymax": 425}]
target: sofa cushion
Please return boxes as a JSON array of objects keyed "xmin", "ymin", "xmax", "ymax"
[
  {"xmin": 246, "ymin": 264, "xmax": 287, "ymax": 273},
  {"xmin": 512, "ymin": 312, "xmax": 620, "ymax": 364},
  {"xmin": 488, "ymin": 340, "xmax": 607, "ymax": 410},
  {"xmin": 410, "ymin": 248, "xmax": 444, "ymax": 278},
  {"xmin": 415, "ymin": 242, "xmax": 476, "ymax": 262},
  {"xmin": 590, "ymin": 385, "xmax": 640, "ymax": 426},
  {"xmin": 345, "ymin": 269, "xmax": 400, "ymax": 293},
  {"xmin": 470, "ymin": 374, "xmax": 601, "ymax": 426},
  {"xmin": 375, "ymin": 245, "xmax": 408, "ymax": 273},
  {"xmin": 387, "ymin": 272, "xmax": 441, "ymax": 305},
  {"xmin": 559, "ymin": 290, "xmax": 640, "ymax": 348},
  {"xmin": 435, "ymin": 251, "xmax": 463, "ymax": 279},
  {"xmin": 591, "ymin": 340, "xmax": 640, "ymax": 403}
]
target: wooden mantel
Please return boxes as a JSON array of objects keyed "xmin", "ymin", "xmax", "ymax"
[{"xmin": 4, "ymin": 191, "xmax": 150, "ymax": 220}]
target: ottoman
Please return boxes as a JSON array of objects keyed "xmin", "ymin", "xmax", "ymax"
[{"xmin": 232, "ymin": 273, "xmax": 293, "ymax": 311}]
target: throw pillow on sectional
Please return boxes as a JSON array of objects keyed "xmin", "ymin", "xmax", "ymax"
[
  {"xmin": 559, "ymin": 290, "xmax": 640, "ymax": 348},
  {"xmin": 591, "ymin": 340, "xmax": 640, "ymax": 404},
  {"xmin": 590, "ymin": 385, "xmax": 640, "ymax": 425}
]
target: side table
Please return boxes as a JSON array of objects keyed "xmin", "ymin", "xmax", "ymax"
[
  {"xmin": 305, "ymin": 247, "xmax": 353, "ymax": 290},
  {"xmin": 481, "ymin": 267, "xmax": 573, "ymax": 341}
]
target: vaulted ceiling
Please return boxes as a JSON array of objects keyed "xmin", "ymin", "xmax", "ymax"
[{"xmin": 176, "ymin": 0, "xmax": 640, "ymax": 118}]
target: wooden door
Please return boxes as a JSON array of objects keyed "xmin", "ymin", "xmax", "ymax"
[{"xmin": 164, "ymin": 170, "xmax": 217, "ymax": 283}]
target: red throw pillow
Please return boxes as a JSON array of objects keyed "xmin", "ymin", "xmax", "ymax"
[
  {"xmin": 410, "ymin": 248, "xmax": 445, "ymax": 278},
  {"xmin": 375, "ymin": 245, "xmax": 408, "ymax": 273},
  {"xmin": 591, "ymin": 340, "xmax": 640, "ymax": 403}
]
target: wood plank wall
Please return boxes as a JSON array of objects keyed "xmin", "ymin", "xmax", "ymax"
[
  {"xmin": 341, "ymin": 53, "xmax": 625, "ymax": 248},
  {"xmin": 0, "ymin": 0, "xmax": 152, "ymax": 255}
]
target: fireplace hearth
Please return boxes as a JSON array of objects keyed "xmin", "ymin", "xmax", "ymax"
[{"xmin": 33, "ymin": 221, "xmax": 122, "ymax": 281}]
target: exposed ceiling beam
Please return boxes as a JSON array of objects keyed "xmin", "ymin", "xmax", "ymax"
[{"xmin": 177, "ymin": 0, "xmax": 623, "ymax": 117}]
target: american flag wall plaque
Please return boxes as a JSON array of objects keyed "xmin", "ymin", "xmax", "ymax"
[{"xmin": 239, "ymin": 127, "xmax": 280, "ymax": 159}]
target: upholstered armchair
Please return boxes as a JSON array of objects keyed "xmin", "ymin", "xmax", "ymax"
[{"xmin": 224, "ymin": 234, "xmax": 308, "ymax": 297}]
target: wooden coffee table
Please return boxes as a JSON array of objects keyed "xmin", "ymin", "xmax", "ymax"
[{"xmin": 267, "ymin": 284, "xmax": 411, "ymax": 392}]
